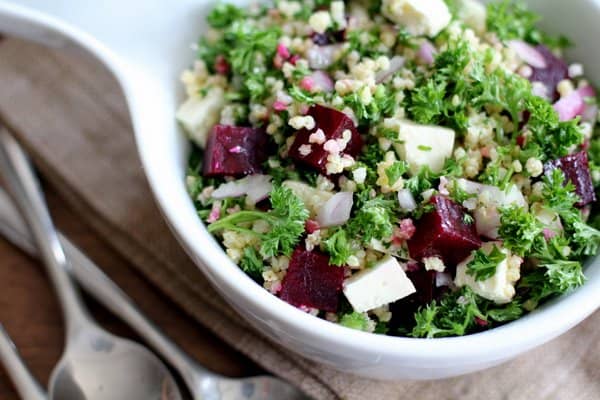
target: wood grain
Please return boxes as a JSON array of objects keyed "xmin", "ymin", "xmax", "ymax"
[{"xmin": 0, "ymin": 186, "xmax": 261, "ymax": 399}]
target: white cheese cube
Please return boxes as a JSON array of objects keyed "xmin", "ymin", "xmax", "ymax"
[
  {"xmin": 456, "ymin": 0, "xmax": 487, "ymax": 34},
  {"xmin": 388, "ymin": 119, "xmax": 455, "ymax": 175},
  {"xmin": 176, "ymin": 87, "xmax": 225, "ymax": 148},
  {"xmin": 381, "ymin": 0, "xmax": 451, "ymax": 37},
  {"xmin": 454, "ymin": 242, "xmax": 522, "ymax": 304},
  {"xmin": 282, "ymin": 180, "xmax": 333, "ymax": 217},
  {"xmin": 343, "ymin": 255, "xmax": 416, "ymax": 313}
]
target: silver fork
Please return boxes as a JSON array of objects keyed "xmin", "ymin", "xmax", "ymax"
[{"xmin": 0, "ymin": 324, "xmax": 47, "ymax": 400}]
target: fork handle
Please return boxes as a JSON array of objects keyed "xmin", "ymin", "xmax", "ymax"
[
  {"xmin": 0, "ymin": 188, "xmax": 215, "ymax": 396},
  {"xmin": 0, "ymin": 127, "xmax": 90, "ymax": 339},
  {"xmin": 0, "ymin": 325, "xmax": 47, "ymax": 400}
]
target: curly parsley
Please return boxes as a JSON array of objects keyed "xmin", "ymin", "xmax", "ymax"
[
  {"xmin": 467, "ymin": 245, "xmax": 506, "ymax": 281},
  {"xmin": 208, "ymin": 186, "xmax": 309, "ymax": 258}
]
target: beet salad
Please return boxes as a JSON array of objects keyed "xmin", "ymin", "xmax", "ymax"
[{"xmin": 177, "ymin": 0, "xmax": 600, "ymax": 337}]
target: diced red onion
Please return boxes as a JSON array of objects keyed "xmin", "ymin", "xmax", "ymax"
[
  {"xmin": 276, "ymin": 90, "xmax": 293, "ymax": 105},
  {"xmin": 553, "ymin": 91, "xmax": 585, "ymax": 121},
  {"xmin": 543, "ymin": 227, "xmax": 557, "ymax": 240},
  {"xmin": 300, "ymin": 76, "xmax": 315, "ymax": 91},
  {"xmin": 308, "ymin": 70, "xmax": 335, "ymax": 92},
  {"xmin": 397, "ymin": 189, "xmax": 417, "ymax": 211},
  {"xmin": 578, "ymin": 85, "xmax": 596, "ymax": 98},
  {"xmin": 582, "ymin": 104, "xmax": 598, "ymax": 123},
  {"xmin": 316, "ymin": 192, "xmax": 353, "ymax": 227},
  {"xmin": 532, "ymin": 81, "xmax": 550, "ymax": 99},
  {"xmin": 579, "ymin": 86, "xmax": 598, "ymax": 122},
  {"xmin": 508, "ymin": 40, "xmax": 547, "ymax": 69},
  {"xmin": 395, "ymin": 218, "xmax": 416, "ymax": 240},
  {"xmin": 438, "ymin": 176, "xmax": 450, "ymax": 196},
  {"xmin": 277, "ymin": 43, "xmax": 290, "ymax": 59},
  {"xmin": 273, "ymin": 100, "xmax": 288, "ymax": 112},
  {"xmin": 246, "ymin": 175, "xmax": 274, "ymax": 204},
  {"xmin": 417, "ymin": 40, "xmax": 436, "ymax": 65},
  {"xmin": 212, "ymin": 174, "xmax": 273, "ymax": 204},
  {"xmin": 375, "ymin": 55, "xmax": 405, "ymax": 83},
  {"xmin": 307, "ymin": 44, "xmax": 341, "ymax": 70},
  {"xmin": 435, "ymin": 272, "xmax": 453, "ymax": 288},
  {"xmin": 207, "ymin": 202, "xmax": 221, "ymax": 223}
]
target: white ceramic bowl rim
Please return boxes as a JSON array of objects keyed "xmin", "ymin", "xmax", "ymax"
[{"xmin": 2, "ymin": 0, "xmax": 599, "ymax": 366}]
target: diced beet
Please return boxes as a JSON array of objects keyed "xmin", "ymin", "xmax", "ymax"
[
  {"xmin": 407, "ymin": 196, "xmax": 482, "ymax": 266},
  {"xmin": 388, "ymin": 266, "xmax": 444, "ymax": 331},
  {"xmin": 288, "ymin": 105, "xmax": 363, "ymax": 175},
  {"xmin": 528, "ymin": 45, "xmax": 568, "ymax": 102},
  {"xmin": 203, "ymin": 125, "xmax": 268, "ymax": 177},
  {"xmin": 406, "ymin": 267, "xmax": 437, "ymax": 305},
  {"xmin": 544, "ymin": 151, "xmax": 596, "ymax": 207},
  {"xmin": 279, "ymin": 247, "xmax": 345, "ymax": 312}
]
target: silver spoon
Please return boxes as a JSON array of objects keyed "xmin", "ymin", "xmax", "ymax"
[
  {"xmin": 0, "ymin": 324, "xmax": 47, "ymax": 400},
  {"xmin": 0, "ymin": 132, "xmax": 309, "ymax": 399},
  {"xmin": 0, "ymin": 128, "xmax": 182, "ymax": 400}
]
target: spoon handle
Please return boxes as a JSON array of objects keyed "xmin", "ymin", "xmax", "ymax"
[
  {"xmin": 0, "ymin": 127, "xmax": 89, "ymax": 338},
  {"xmin": 0, "ymin": 325, "xmax": 47, "ymax": 400},
  {"xmin": 0, "ymin": 188, "xmax": 215, "ymax": 395}
]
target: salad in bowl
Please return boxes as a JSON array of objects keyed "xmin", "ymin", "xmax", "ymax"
[{"xmin": 177, "ymin": 0, "xmax": 600, "ymax": 338}]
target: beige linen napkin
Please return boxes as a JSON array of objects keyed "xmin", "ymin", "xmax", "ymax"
[{"xmin": 0, "ymin": 37, "xmax": 598, "ymax": 400}]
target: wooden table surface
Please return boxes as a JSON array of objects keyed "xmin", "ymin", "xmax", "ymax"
[{"xmin": 0, "ymin": 185, "xmax": 262, "ymax": 399}]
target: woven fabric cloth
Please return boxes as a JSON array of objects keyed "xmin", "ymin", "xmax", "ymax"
[{"xmin": 0, "ymin": 38, "xmax": 598, "ymax": 400}]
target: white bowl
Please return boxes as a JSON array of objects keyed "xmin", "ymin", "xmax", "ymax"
[{"xmin": 1, "ymin": 0, "xmax": 599, "ymax": 380}]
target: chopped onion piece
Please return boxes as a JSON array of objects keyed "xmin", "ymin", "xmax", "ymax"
[
  {"xmin": 309, "ymin": 70, "xmax": 335, "ymax": 92},
  {"xmin": 307, "ymin": 44, "xmax": 342, "ymax": 70},
  {"xmin": 316, "ymin": 192, "xmax": 354, "ymax": 227},
  {"xmin": 508, "ymin": 40, "xmax": 547, "ymax": 69},
  {"xmin": 212, "ymin": 174, "xmax": 273, "ymax": 204},
  {"xmin": 397, "ymin": 189, "xmax": 417, "ymax": 211},
  {"xmin": 417, "ymin": 40, "xmax": 436, "ymax": 65},
  {"xmin": 375, "ymin": 56, "xmax": 405, "ymax": 83},
  {"xmin": 552, "ymin": 85, "xmax": 595, "ymax": 122}
]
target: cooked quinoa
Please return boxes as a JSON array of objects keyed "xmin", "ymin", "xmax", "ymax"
[{"xmin": 178, "ymin": 0, "xmax": 600, "ymax": 337}]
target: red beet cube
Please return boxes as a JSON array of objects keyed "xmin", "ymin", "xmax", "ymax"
[
  {"xmin": 279, "ymin": 247, "xmax": 345, "ymax": 312},
  {"xmin": 288, "ymin": 105, "xmax": 363, "ymax": 175},
  {"xmin": 529, "ymin": 45, "xmax": 568, "ymax": 102},
  {"xmin": 544, "ymin": 151, "xmax": 596, "ymax": 207},
  {"xmin": 203, "ymin": 125, "xmax": 268, "ymax": 177},
  {"xmin": 389, "ymin": 266, "xmax": 445, "ymax": 330},
  {"xmin": 406, "ymin": 267, "xmax": 437, "ymax": 305},
  {"xmin": 407, "ymin": 196, "xmax": 481, "ymax": 266}
]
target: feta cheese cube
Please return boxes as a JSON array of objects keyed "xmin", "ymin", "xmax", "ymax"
[
  {"xmin": 456, "ymin": 0, "xmax": 487, "ymax": 34},
  {"xmin": 343, "ymin": 255, "xmax": 416, "ymax": 313},
  {"xmin": 387, "ymin": 119, "xmax": 455, "ymax": 174},
  {"xmin": 176, "ymin": 87, "xmax": 225, "ymax": 148},
  {"xmin": 381, "ymin": 0, "xmax": 451, "ymax": 37},
  {"xmin": 454, "ymin": 242, "xmax": 522, "ymax": 304}
]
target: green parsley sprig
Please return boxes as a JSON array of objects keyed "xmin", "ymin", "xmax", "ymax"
[
  {"xmin": 467, "ymin": 245, "xmax": 506, "ymax": 281},
  {"xmin": 207, "ymin": 186, "xmax": 309, "ymax": 258}
]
